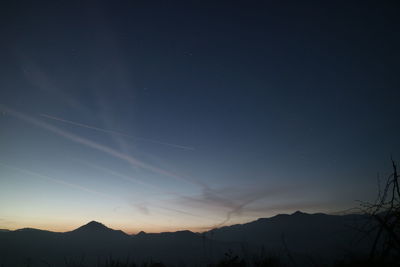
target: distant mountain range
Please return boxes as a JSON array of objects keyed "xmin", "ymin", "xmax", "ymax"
[{"xmin": 0, "ymin": 211, "xmax": 375, "ymax": 266}]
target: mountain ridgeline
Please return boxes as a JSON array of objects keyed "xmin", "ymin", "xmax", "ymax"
[{"xmin": 0, "ymin": 212, "xmax": 374, "ymax": 266}]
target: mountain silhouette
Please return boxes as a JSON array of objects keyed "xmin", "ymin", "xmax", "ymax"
[
  {"xmin": 66, "ymin": 220, "xmax": 128, "ymax": 239},
  {"xmin": 0, "ymin": 212, "xmax": 375, "ymax": 266},
  {"xmin": 71, "ymin": 220, "xmax": 109, "ymax": 232},
  {"xmin": 205, "ymin": 211, "xmax": 372, "ymax": 263}
]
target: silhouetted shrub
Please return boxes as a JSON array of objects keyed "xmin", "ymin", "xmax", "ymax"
[{"xmin": 358, "ymin": 160, "xmax": 400, "ymax": 262}]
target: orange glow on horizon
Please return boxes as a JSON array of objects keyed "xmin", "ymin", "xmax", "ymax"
[{"xmin": 0, "ymin": 219, "xmax": 219, "ymax": 234}]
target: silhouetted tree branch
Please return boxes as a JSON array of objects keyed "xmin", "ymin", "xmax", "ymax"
[{"xmin": 359, "ymin": 159, "xmax": 400, "ymax": 262}]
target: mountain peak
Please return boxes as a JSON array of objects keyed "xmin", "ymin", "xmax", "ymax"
[
  {"xmin": 136, "ymin": 231, "xmax": 146, "ymax": 236},
  {"xmin": 67, "ymin": 221, "xmax": 128, "ymax": 238},
  {"xmin": 86, "ymin": 221, "xmax": 106, "ymax": 227},
  {"xmin": 73, "ymin": 221, "xmax": 111, "ymax": 232},
  {"xmin": 292, "ymin": 210, "xmax": 307, "ymax": 216}
]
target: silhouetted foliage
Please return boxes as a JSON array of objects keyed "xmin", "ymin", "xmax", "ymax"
[{"xmin": 359, "ymin": 159, "xmax": 400, "ymax": 262}]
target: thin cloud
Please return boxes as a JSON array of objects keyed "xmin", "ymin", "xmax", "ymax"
[
  {"xmin": 154, "ymin": 205, "xmax": 207, "ymax": 219},
  {"xmin": 80, "ymin": 161, "xmax": 178, "ymax": 196},
  {"xmin": 2, "ymin": 106, "xmax": 202, "ymax": 189},
  {"xmin": 133, "ymin": 203, "xmax": 150, "ymax": 215},
  {"xmin": 0, "ymin": 161, "xmax": 116, "ymax": 201},
  {"xmin": 130, "ymin": 201, "xmax": 208, "ymax": 220},
  {"xmin": 176, "ymin": 184, "xmax": 300, "ymax": 228},
  {"xmin": 3, "ymin": 106, "xmax": 275, "ymax": 228},
  {"xmin": 39, "ymin": 113, "xmax": 195, "ymax": 151},
  {"xmin": 19, "ymin": 58, "xmax": 93, "ymax": 115}
]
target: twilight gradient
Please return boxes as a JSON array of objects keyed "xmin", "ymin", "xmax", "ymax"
[{"xmin": 0, "ymin": 1, "xmax": 399, "ymax": 233}]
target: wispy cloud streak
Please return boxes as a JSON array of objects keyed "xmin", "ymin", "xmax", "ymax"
[
  {"xmin": 39, "ymin": 113, "xmax": 195, "ymax": 151},
  {"xmin": 80, "ymin": 161, "xmax": 178, "ymax": 196},
  {"xmin": 20, "ymin": 58, "xmax": 93, "ymax": 115},
  {"xmin": 3, "ymin": 106, "xmax": 276, "ymax": 228},
  {"xmin": 177, "ymin": 185, "xmax": 299, "ymax": 228},
  {"xmin": 2, "ymin": 106, "xmax": 202, "ymax": 188},
  {"xmin": 0, "ymin": 161, "xmax": 116, "ymax": 200}
]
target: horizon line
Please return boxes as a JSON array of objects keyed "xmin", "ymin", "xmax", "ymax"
[{"xmin": 0, "ymin": 209, "xmax": 362, "ymax": 235}]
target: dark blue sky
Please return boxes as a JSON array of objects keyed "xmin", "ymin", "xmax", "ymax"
[{"xmin": 0, "ymin": 1, "xmax": 399, "ymax": 232}]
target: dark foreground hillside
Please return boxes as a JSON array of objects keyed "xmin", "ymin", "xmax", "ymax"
[{"xmin": 0, "ymin": 212, "xmax": 385, "ymax": 267}]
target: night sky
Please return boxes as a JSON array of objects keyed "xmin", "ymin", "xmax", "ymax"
[{"xmin": 0, "ymin": 1, "xmax": 399, "ymax": 233}]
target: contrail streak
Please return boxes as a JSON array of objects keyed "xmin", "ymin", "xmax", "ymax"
[
  {"xmin": 0, "ymin": 161, "xmax": 116, "ymax": 200},
  {"xmin": 39, "ymin": 113, "xmax": 195, "ymax": 151},
  {"xmin": 2, "ymin": 107, "xmax": 203, "ymax": 188},
  {"xmin": 81, "ymin": 161, "xmax": 178, "ymax": 196}
]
